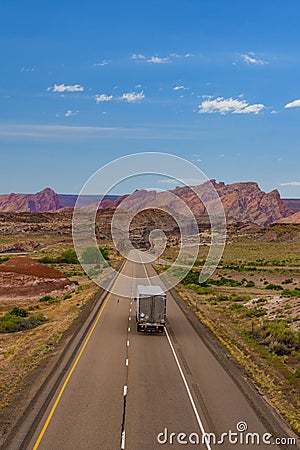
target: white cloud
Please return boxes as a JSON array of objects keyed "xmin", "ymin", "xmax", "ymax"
[
  {"xmin": 170, "ymin": 52, "xmax": 194, "ymax": 59},
  {"xmin": 280, "ymin": 181, "xmax": 300, "ymax": 186},
  {"xmin": 65, "ymin": 110, "xmax": 79, "ymax": 117},
  {"xmin": 131, "ymin": 53, "xmax": 146, "ymax": 60},
  {"xmin": 48, "ymin": 83, "xmax": 84, "ymax": 93},
  {"xmin": 93, "ymin": 60, "xmax": 109, "ymax": 67},
  {"xmin": 120, "ymin": 91, "xmax": 145, "ymax": 103},
  {"xmin": 147, "ymin": 56, "xmax": 169, "ymax": 64},
  {"xmin": 132, "ymin": 53, "xmax": 169, "ymax": 64},
  {"xmin": 95, "ymin": 93, "xmax": 113, "ymax": 103},
  {"xmin": 198, "ymin": 96, "xmax": 265, "ymax": 115},
  {"xmin": 0, "ymin": 124, "xmax": 123, "ymax": 138},
  {"xmin": 284, "ymin": 99, "xmax": 300, "ymax": 109},
  {"xmin": 241, "ymin": 53, "xmax": 267, "ymax": 65},
  {"xmin": 132, "ymin": 52, "xmax": 193, "ymax": 64},
  {"xmin": 21, "ymin": 67, "xmax": 36, "ymax": 73},
  {"xmin": 173, "ymin": 85, "xmax": 188, "ymax": 91}
]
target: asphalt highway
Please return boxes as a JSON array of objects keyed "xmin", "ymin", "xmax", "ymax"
[{"xmin": 18, "ymin": 254, "xmax": 296, "ymax": 450}]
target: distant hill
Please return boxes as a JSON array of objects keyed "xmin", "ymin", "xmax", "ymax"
[
  {"xmin": 0, "ymin": 188, "xmax": 61, "ymax": 213},
  {"xmin": 58, "ymin": 193, "xmax": 119, "ymax": 208},
  {"xmin": 0, "ymin": 188, "xmax": 119, "ymax": 212},
  {"xmin": 74, "ymin": 180, "xmax": 294, "ymax": 226},
  {"xmin": 277, "ymin": 211, "xmax": 300, "ymax": 224},
  {"xmin": 282, "ymin": 199, "xmax": 300, "ymax": 213}
]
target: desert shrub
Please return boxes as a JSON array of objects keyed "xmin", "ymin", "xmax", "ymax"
[
  {"xmin": 38, "ymin": 250, "xmax": 79, "ymax": 264},
  {"xmin": 282, "ymin": 278, "xmax": 293, "ymax": 285},
  {"xmin": 81, "ymin": 246, "xmax": 109, "ymax": 264},
  {"xmin": 281, "ymin": 288, "xmax": 300, "ymax": 298},
  {"xmin": 184, "ymin": 283, "xmax": 211, "ymax": 295},
  {"xmin": 0, "ymin": 312, "xmax": 46, "ymax": 333},
  {"xmin": 63, "ymin": 293, "xmax": 72, "ymax": 300},
  {"xmin": 258, "ymin": 321, "xmax": 300, "ymax": 355},
  {"xmin": 269, "ymin": 341, "xmax": 291, "ymax": 356},
  {"xmin": 39, "ymin": 295, "xmax": 55, "ymax": 303},
  {"xmin": 244, "ymin": 308, "xmax": 267, "ymax": 318},
  {"xmin": 255, "ymin": 298, "xmax": 267, "ymax": 305},
  {"xmin": 182, "ymin": 271, "xmax": 202, "ymax": 286},
  {"xmin": 47, "ymin": 297, "xmax": 59, "ymax": 304},
  {"xmin": 0, "ymin": 256, "xmax": 9, "ymax": 264},
  {"xmin": 37, "ymin": 256, "xmax": 56, "ymax": 264},
  {"xmin": 86, "ymin": 268, "xmax": 101, "ymax": 278},
  {"xmin": 212, "ymin": 294, "xmax": 229, "ymax": 302},
  {"xmin": 265, "ymin": 284, "xmax": 283, "ymax": 291},
  {"xmin": 245, "ymin": 281, "xmax": 255, "ymax": 288},
  {"xmin": 230, "ymin": 294, "xmax": 250, "ymax": 302},
  {"xmin": 57, "ymin": 250, "xmax": 79, "ymax": 264},
  {"xmin": 230, "ymin": 303, "xmax": 245, "ymax": 312},
  {"xmin": 209, "ymin": 276, "xmax": 243, "ymax": 287},
  {"xmin": 9, "ymin": 306, "xmax": 28, "ymax": 317}
]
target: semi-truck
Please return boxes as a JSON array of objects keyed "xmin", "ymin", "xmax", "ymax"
[{"xmin": 135, "ymin": 285, "xmax": 167, "ymax": 333}]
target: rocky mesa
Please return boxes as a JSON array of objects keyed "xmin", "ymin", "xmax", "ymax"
[
  {"xmin": 0, "ymin": 181, "xmax": 295, "ymax": 226},
  {"xmin": 0, "ymin": 188, "xmax": 61, "ymax": 212},
  {"xmin": 95, "ymin": 180, "xmax": 293, "ymax": 226}
]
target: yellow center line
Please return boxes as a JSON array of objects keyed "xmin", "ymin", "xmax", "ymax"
[{"xmin": 32, "ymin": 260, "xmax": 128, "ymax": 450}]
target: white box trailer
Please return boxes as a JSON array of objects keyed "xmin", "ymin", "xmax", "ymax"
[{"xmin": 135, "ymin": 285, "xmax": 166, "ymax": 333}]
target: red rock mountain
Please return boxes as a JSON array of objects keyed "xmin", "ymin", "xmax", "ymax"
[
  {"xmin": 96, "ymin": 181, "xmax": 293, "ymax": 226},
  {"xmin": 0, "ymin": 182, "xmax": 295, "ymax": 225},
  {"xmin": 0, "ymin": 188, "xmax": 61, "ymax": 212},
  {"xmin": 175, "ymin": 180, "xmax": 293, "ymax": 225}
]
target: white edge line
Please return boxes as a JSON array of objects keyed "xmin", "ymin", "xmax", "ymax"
[
  {"xmin": 165, "ymin": 328, "xmax": 212, "ymax": 450},
  {"xmin": 125, "ymin": 358, "xmax": 129, "ymax": 366},
  {"xmin": 123, "ymin": 385, "xmax": 128, "ymax": 396}
]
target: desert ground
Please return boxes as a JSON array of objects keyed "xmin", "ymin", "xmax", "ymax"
[{"xmin": 0, "ymin": 213, "xmax": 299, "ymax": 438}]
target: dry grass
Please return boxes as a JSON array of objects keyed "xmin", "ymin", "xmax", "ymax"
[
  {"xmin": 0, "ymin": 236, "xmax": 121, "ymax": 409},
  {"xmin": 0, "ymin": 279, "xmax": 98, "ymax": 408},
  {"xmin": 176, "ymin": 285, "xmax": 300, "ymax": 434}
]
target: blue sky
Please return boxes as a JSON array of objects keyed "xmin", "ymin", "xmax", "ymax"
[{"xmin": 1, "ymin": 0, "xmax": 300, "ymax": 196}]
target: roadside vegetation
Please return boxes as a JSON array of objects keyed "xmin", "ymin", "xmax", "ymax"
[
  {"xmin": 156, "ymin": 228, "xmax": 300, "ymax": 434},
  {"xmin": 0, "ymin": 234, "xmax": 122, "ymax": 416},
  {"xmin": 0, "ymin": 307, "xmax": 46, "ymax": 333}
]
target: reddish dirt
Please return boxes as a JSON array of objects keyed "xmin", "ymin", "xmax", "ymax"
[
  {"xmin": 0, "ymin": 256, "xmax": 66, "ymax": 278},
  {"xmin": 0, "ymin": 257, "xmax": 74, "ymax": 302}
]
